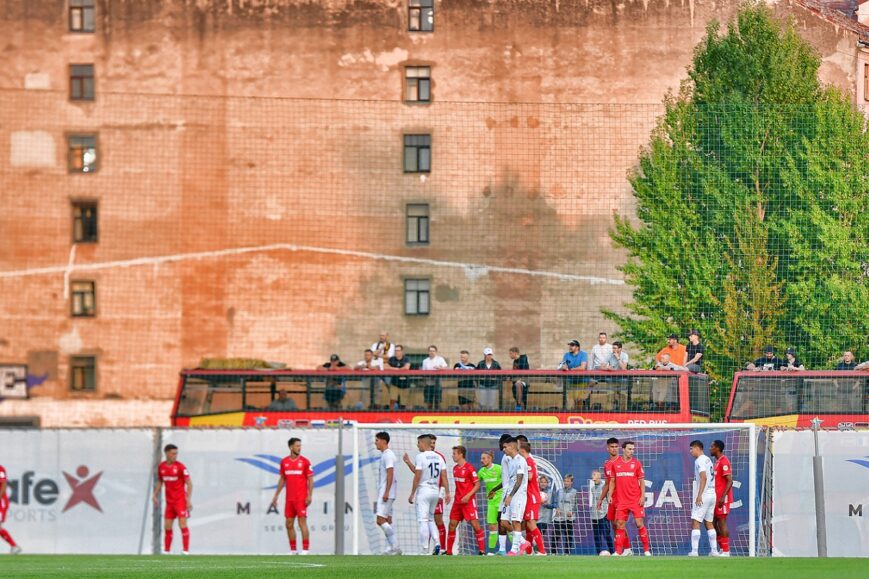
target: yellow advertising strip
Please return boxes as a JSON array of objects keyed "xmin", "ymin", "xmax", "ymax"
[
  {"xmin": 411, "ymin": 415, "xmax": 560, "ymax": 425},
  {"xmin": 189, "ymin": 412, "xmax": 246, "ymax": 427},
  {"xmin": 744, "ymin": 415, "xmax": 799, "ymax": 428}
]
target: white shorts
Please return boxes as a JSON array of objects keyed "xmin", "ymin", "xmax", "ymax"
[
  {"xmin": 376, "ymin": 498, "xmax": 395, "ymax": 518},
  {"xmin": 691, "ymin": 493, "xmax": 716, "ymax": 523},
  {"xmin": 507, "ymin": 494, "xmax": 527, "ymax": 522},
  {"xmin": 416, "ymin": 486, "xmax": 440, "ymax": 523}
]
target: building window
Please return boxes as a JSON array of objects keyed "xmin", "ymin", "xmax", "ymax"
[
  {"xmin": 68, "ymin": 135, "xmax": 97, "ymax": 173},
  {"xmin": 70, "ymin": 64, "xmax": 94, "ymax": 101},
  {"xmin": 405, "ymin": 66, "xmax": 431, "ymax": 102},
  {"xmin": 71, "ymin": 280, "xmax": 96, "ymax": 317},
  {"xmin": 403, "ymin": 134, "xmax": 431, "ymax": 173},
  {"xmin": 409, "ymin": 0, "xmax": 434, "ymax": 32},
  {"xmin": 406, "ymin": 203, "xmax": 430, "ymax": 245},
  {"xmin": 70, "ymin": 356, "xmax": 96, "ymax": 391},
  {"xmin": 405, "ymin": 278, "xmax": 430, "ymax": 315},
  {"xmin": 72, "ymin": 201, "xmax": 98, "ymax": 243},
  {"xmin": 69, "ymin": 0, "xmax": 95, "ymax": 32}
]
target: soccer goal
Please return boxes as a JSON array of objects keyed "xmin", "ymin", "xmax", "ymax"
[{"xmin": 352, "ymin": 423, "xmax": 758, "ymax": 557}]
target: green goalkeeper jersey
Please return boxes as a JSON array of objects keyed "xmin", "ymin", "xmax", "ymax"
[{"xmin": 478, "ymin": 464, "xmax": 503, "ymax": 504}]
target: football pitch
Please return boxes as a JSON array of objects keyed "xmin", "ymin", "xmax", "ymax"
[{"xmin": 1, "ymin": 555, "xmax": 861, "ymax": 578}]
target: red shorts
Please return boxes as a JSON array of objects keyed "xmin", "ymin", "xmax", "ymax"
[
  {"xmin": 606, "ymin": 502, "xmax": 616, "ymax": 522},
  {"xmin": 449, "ymin": 500, "xmax": 478, "ymax": 522},
  {"xmin": 285, "ymin": 499, "xmax": 308, "ymax": 519},
  {"xmin": 615, "ymin": 502, "xmax": 645, "ymax": 521},
  {"xmin": 435, "ymin": 499, "xmax": 444, "ymax": 515},
  {"xmin": 164, "ymin": 500, "xmax": 189, "ymax": 520},
  {"xmin": 523, "ymin": 503, "xmax": 539, "ymax": 522},
  {"xmin": 714, "ymin": 502, "xmax": 730, "ymax": 519},
  {"xmin": 0, "ymin": 495, "xmax": 8, "ymax": 523}
]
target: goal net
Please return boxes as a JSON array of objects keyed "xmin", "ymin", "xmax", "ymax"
[{"xmin": 352, "ymin": 423, "xmax": 757, "ymax": 557}]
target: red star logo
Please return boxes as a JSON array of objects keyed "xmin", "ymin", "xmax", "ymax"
[{"xmin": 63, "ymin": 465, "xmax": 103, "ymax": 512}]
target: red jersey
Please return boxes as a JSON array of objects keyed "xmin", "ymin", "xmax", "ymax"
[
  {"xmin": 157, "ymin": 461, "xmax": 190, "ymax": 504},
  {"xmin": 612, "ymin": 457, "xmax": 645, "ymax": 505},
  {"xmin": 0, "ymin": 464, "xmax": 7, "ymax": 496},
  {"xmin": 281, "ymin": 454, "xmax": 313, "ymax": 499},
  {"xmin": 525, "ymin": 455, "xmax": 541, "ymax": 504},
  {"xmin": 452, "ymin": 461, "xmax": 479, "ymax": 498},
  {"xmin": 714, "ymin": 455, "xmax": 734, "ymax": 504},
  {"xmin": 603, "ymin": 456, "xmax": 618, "ymax": 483}
]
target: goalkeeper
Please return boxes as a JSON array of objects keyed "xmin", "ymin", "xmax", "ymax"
[{"xmin": 478, "ymin": 450, "xmax": 503, "ymax": 554}]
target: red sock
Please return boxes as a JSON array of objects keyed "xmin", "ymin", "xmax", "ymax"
[
  {"xmin": 181, "ymin": 527, "xmax": 190, "ymax": 552},
  {"xmin": 532, "ymin": 528, "xmax": 546, "ymax": 554},
  {"xmin": 446, "ymin": 529, "xmax": 456, "ymax": 555},
  {"xmin": 302, "ymin": 539, "xmax": 310, "ymax": 551},
  {"xmin": 163, "ymin": 530, "xmax": 173, "ymax": 552},
  {"xmin": 0, "ymin": 529, "xmax": 17, "ymax": 547},
  {"xmin": 638, "ymin": 526, "xmax": 650, "ymax": 552},
  {"xmin": 438, "ymin": 523, "xmax": 446, "ymax": 550},
  {"xmin": 475, "ymin": 529, "xmax": 486, "ymax": 554},
  {"xmin": 614, "ymin": 529, "xmax": 626, "ymax": 554},
  {"xmin": 720, "ymin": 537, "xmax": 730, "ymax": 552},
  {"xmin": 289, "ymin": 538, "xmax": 297, "ymax": 552}
]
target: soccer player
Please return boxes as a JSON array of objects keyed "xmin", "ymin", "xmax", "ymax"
[
  {"xmin": 688, "ymin": 440, "xmax": 719, "ymax": 556},
  {"xmin": 0, "ymin": 464, "xmax": 21, "ymax": 554},
  {"xmin": 502, "ymin": 437, "xmax": 529, "ymax": 556},
  {"xmin": 478, "ymin": 450, "xmax": 503, "ymax": 554},
  {"xmin": 374, "ymin": 431, "xmax": 401, "ymax": 555},
  {"xmin": 270, "ymin": 437, "xmax": 313, "ymax": 555},
  {"xmin": 518, "ymin": 440, "xmax": 546, "ymax": 555},
  {"xmin": 152, "ymin": 444, "xmax": 193, "ymax": 555},
  {"xmin": 408, "ymin": 434, "xmax": 448, "ymax": 555},
  {"xmin": 608, "ymin": 440, "xmax": 651, "ymax": 556},
  {"xmin": 404, "ymin": 433, "xmax": 448, "ymax": 549},
  {"xmin": 446, "ymin": 445, "xmax": 486, "ymax": 555},
  {"xmin": 493, "ymin": 433, "xmax": 514, "ymax": 555},
  {"xmin": 711, "ymin": 440, "xmax": 733, "ymax": 557},
  {"xmin": 596, "ymin": 436, "xmax": 620, "ymax": 554}
]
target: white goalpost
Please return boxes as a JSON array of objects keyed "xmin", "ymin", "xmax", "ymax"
[{"xmin": 352, "ymin": 423, "xmax": 757, "ymax": 557}]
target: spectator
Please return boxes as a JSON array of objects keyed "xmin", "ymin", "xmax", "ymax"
[
  {"xmin": 559, "ymin": 340, "xmax": 588, "ymax": 370},
  {"xmin": 355, "ymin": 348, "xmax": 384, "ymax": 371},
  {"xmin": 508, "ymin": 346, "xmax": 530, "ymax": 409},
  {"xmin": 603, "ymin": 341, "xmax": 629, "ymax": 370},
  {"xmin": 421, "ymin": 345, "xmax": 448, "ymax": 410},
  {"xmin": 538, "ymin": 476, "xmax": 553, "ymax": 536},
  {"xmin": 655, "ymin": 353, "xmax": 688, "ymax": 371},
  {"xmin": 747, "ymin": 346, "xmax": 781, "ymax": 371},
  {"xmin": 653, "ymin": 353, "xmax": 683, "ymax": 410},
  {"xmin": 386, "ymin": 344, "xmax": 412, "ymax": 408},
  {"xmin": 320, "ymin": 354, "xmax": 347, "ymax": 409},
  {"xmin": 836, "ymin": 350, "xmax": 858, "ymax": 370},
  {"xmin": 656, "ymin": 334, "xmax": 687, "ymax": 366},
  {"xmin": 266, "ymin": 389, "xmax": 297, "ymax": 411},
  {"xmin": 453, "ymin": 350, "xmax": 477, "ymax": 410},
  {"xmin": 782, "ymin": 348, "xmax": 805, "ymax": 371},
  {"xmin": 477, "ymin": 348, "xmax": 502, "ymax": 411},
  {"xmin": 371, "ymin": 332, "xmax": 395, "ymax": 363},
  {"xmin": 356, "ymin": 348, "xmax": 384, "ymax": 409},
  {"xmin": 589, "ymin": 469, "xmax": 614, "ymax": 556},
  {"xmin": 551, "ymin": 473, "xmax": 578, "ymax": 555},
  {"xmin": 590, "ymin": 333, "xmax": 613, "ymax": 370},
  {"xmin": 685, "ymin": 329, "xmax": 705, "ymax": 373}
]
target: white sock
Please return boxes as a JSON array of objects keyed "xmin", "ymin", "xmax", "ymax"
[
  {"xmin": 498, "ymin": 534, "xmax": 507, "ymax": 551},
  {"xmin": 429, "ymin": 521, "xmax": 441, "ymax": 547},
  {"xmin": 419, "ymin": 522, "xmax": 431, "ymax": 553},
  {"xmin": 380, "ymin": 522, "xmax": 397, "ymax": 548},
  {"xmin": 511, "ymin": 531, "xmax": 523, "ymax": 552},
  {"xmin": 707, "ymin": 529, "xmax": 718, "ymax": 552},
  {"xmin": 691, "ymin": 529, "xmax": 701, "ymax": 553}
]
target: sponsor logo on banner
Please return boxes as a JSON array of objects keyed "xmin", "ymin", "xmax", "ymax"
[{"xmin": 6, "ymin": 465, "xmax": 104, "ymax": 522}]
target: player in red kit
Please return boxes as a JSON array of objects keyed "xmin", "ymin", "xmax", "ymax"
[
  {"xmin": 0, "ymin": 464, "xmax": 22, "ymax": 554},
  {"xmin": 445, "ymin": 445, "xmax": 486, "ymax": 555},
  {"xmin": 608, "ymin": 441, "xmax": 651, "ymax": 556},
  {"xmin": 404, "ymin": 433, "xmax": 449, "ymax": 550},
  {"xmin": 271, "ymin": 437, "xmax": 314, "ymax": 555},
  {"xmin": 711, "ymin": 440, "xmax": 734, "ymax": 557},
  {"xmin": 518, "ymin": 440, "xmax": 546, "ymax": 555},
  {"xmin": 596, "ymin": 436, "xmax": 620, "ymax": 553},
  {"xmin": 152, "ymin": 444, "xmax": 193, "ymax": 555}
]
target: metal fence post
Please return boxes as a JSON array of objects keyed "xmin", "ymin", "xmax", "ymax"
[
  {"xmin": 811, "ymin": 417, "xmax": 827, "ymax": 557},
  {"xmin": 335, "ymin": 418, "xmax": 345, "ymax": 555}
]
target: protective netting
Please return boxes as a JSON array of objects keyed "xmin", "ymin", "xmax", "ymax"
[
  {"xmin": 355, "ymin": 425, "xmax": 756, "ymax": 556},
  {"xmin": 1, "ymin": 88, "xmax": 867, "ymax": 420}
]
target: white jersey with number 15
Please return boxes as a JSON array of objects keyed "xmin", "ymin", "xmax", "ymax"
[{"xmin": 414, "ymin": 450, "xmax": 446, "ymax": 489}]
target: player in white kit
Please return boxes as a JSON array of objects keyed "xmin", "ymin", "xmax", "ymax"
[
  {"xmin": 408, "ymin": 434, "xmax": 448, "ymax": 555},
  {"xmin": 502, "ymin": 437, "xmax": 529, "ymax": 556},
  {"xmin": 688, "ymin": 440, "xmax": 719, "ymax": 557},
  {"xmin": 375, "ymin": 431, "xmax": 401, "ymax": 555}
]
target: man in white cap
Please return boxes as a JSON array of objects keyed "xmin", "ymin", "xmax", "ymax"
[{"xmin": 477, "ymin": 348, "xmax": 502, "ymax": 410}]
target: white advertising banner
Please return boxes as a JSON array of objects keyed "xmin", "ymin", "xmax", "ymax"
[
  {"xmin": 772, "ymin": 430, "xmax": 869, "ymax": 557},
  {"xmin": 0, "ymin": 429, "xmax": 155, "ymax": 554},
  {"xmin": 155, "ymin": 429, "xmax": 357, "ymax": 554}
]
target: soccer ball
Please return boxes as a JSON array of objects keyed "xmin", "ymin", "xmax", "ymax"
[{"xmin": 599, "ymin": 550, "xmax": 611, "ymax": 556}]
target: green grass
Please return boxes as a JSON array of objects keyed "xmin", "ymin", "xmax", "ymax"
[{"xmin": 0, "ymin": 555, "xmax": 861, "ymax": 578}]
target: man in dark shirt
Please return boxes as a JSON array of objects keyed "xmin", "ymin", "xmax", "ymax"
[
  {"xmin": 453, "ymin": 350, "xmax": 477, "ymax": 410},
  {"xmin": 685, "ymin": 329, "xmax": 705, "ymax": 373},
  {"xmin": 477, "ymin": 348, "xmax": 502, "ymax": 410},
  {"xmin": 386, "ymin": 345, "xmax": 412, "ymax": 406},
  {"xmin": 782, "ymin": 348, "xmax": 805, "ymax": 371},
  {"xmin": 508, "ymin": 346, "xmax": 531, "ymax": 409},
  {"xmin": 320, "ymin": 354, "xmax": 347, "ymax": 408},
  {"xmin": 747, "ymin": 346, "xmax": 781, "ymax": 371},
  {"xmin": 835, "ymin": 350, "xmax": 859, "ymax": 370}
]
